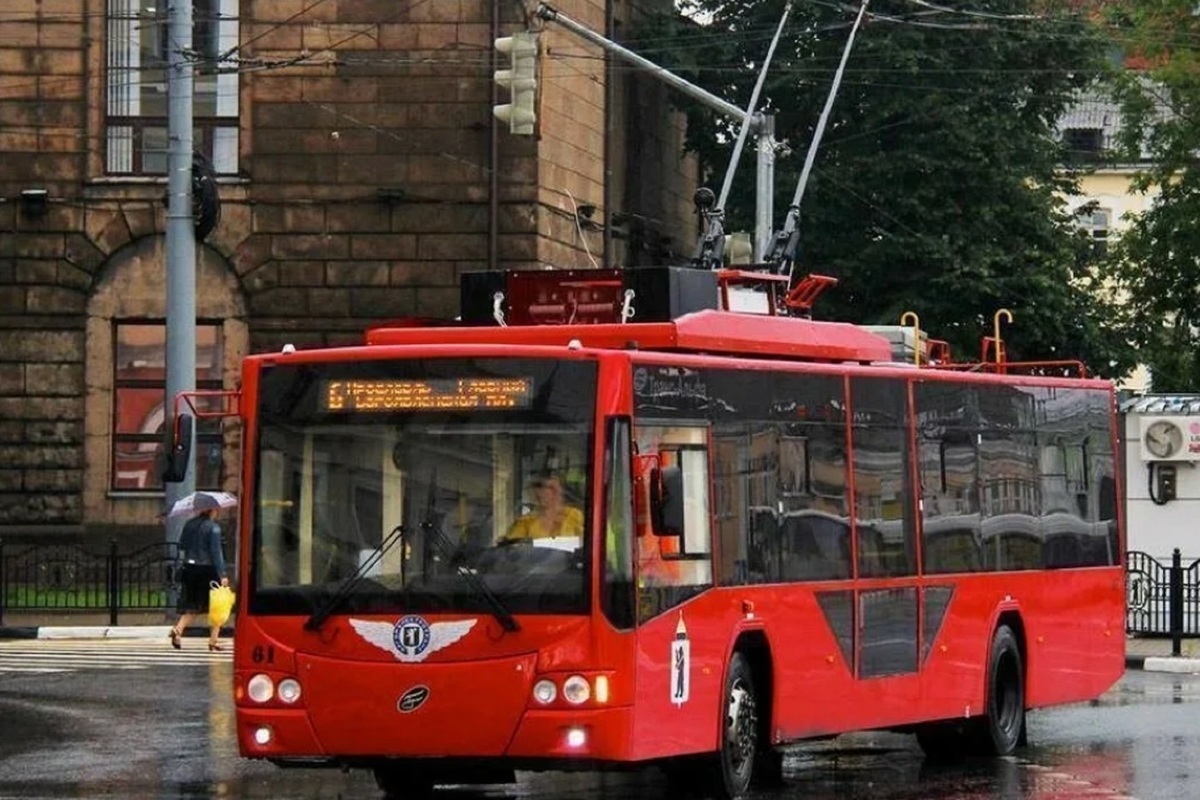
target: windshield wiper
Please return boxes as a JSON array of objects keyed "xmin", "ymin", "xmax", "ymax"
[
  {"xmin": 304, "ymin": 524, "xmax": 406, "ymax": 632},
  {"xmin": 418, "ymin": 518, "xmax": 520, "ymax": 633}
]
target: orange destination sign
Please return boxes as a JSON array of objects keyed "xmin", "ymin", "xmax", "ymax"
[{"xmin": 322, "ymin": 377, "xmax": 533, "ymax": 412}]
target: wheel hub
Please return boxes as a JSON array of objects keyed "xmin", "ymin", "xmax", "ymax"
[{"xmin": 725, "ymin": 681, "xmax": 757, "ymax": 769}]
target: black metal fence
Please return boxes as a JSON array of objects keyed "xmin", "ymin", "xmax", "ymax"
[
  {"xmin": 1126, "ymin": 549, "xmax": 1200, "ymax": 655},
  {"xmin": 3, "ymin": 539, "xmax": 1197, "ymax": 641},
  {"xmin": 0, "ymin": 538, "xmax": 180, "ymax": 626}
]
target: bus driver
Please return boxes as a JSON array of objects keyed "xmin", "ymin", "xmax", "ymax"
[{"xmin": 504, "ymin": 472, "xmax": 583, "ymax": 541}]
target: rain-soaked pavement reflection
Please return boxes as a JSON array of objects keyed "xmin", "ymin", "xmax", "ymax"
[{"xmin": 0, "ymin": 656, "xmax": 1196, "ymax": 800}]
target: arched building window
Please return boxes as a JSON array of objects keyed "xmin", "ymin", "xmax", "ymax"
[{"xmin": 85, "ymin": 236, "xmax": 246, "ymax": 528}]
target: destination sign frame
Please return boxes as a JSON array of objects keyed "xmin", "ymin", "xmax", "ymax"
[{"xmin": 321, "ymin": 377, "xmax": 534, "ymax": 412}]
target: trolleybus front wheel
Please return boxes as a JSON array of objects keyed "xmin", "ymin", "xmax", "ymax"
[
  {"xmin": 664, "ymin": 651, "xmax": 760, "ymax": 798},
  {"xmin": 715, "ymin": 651, "xmax": 758, "ymax": 798}
]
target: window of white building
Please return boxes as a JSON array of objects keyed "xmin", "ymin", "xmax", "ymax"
[{"xmin": 1079, "ymin": 207, "xmax": 1111, "ymax": 258}]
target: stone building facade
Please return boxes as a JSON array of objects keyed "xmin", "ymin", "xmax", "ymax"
[{"xmin": 0, "ymin": 0, "xmax": 700, "ymax": 544}]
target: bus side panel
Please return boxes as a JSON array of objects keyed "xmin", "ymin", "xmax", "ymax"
[
  {"xmin": 767, "ymin": 587, "xmax": 890, "ymax": 740},
  {"xmin": 1017, "ymin": 567, "xmax": 1126, "ymax": 707},
  {"xmin": 759, "ymin": 570, "xmax": 1122, "ymax": 742},
  {"xmin": 629, "ymin": 593, "xmax": 731, "ymax": 760},
  {"xmin": 766, "ymin": 584, "xmax": 971, "ymax": 740}
]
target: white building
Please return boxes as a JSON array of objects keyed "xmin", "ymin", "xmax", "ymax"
[
  {"xmin": 1121, "ymin": 395, "xmax": 1200, "ymax": 561},
  {"xmin": 1058, "ymin": 90, "xmax": 1169, "ymax": 393}
]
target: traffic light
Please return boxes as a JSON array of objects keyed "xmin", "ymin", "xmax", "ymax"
[{"xmin": 493, "ymin": 31, "xmax": 538, "ymax": 135}]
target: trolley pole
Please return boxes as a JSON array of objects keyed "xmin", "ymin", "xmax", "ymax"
[{"xmin": 164, "ymin": 0, "xmax": 196, "ymax": 557}]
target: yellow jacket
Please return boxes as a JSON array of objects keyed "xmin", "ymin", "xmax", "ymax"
[{"xmin": 507, "ymin": 507, "xmax": 584, "ymax": 539}]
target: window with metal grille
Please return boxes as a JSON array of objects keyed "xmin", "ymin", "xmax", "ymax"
[{"xmin": 112, "ymin": 322, "xmax": 224, "ymax": 491}]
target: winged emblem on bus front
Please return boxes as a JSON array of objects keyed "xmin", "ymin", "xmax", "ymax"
[{"xmin": 349, "ymin": 616, "xmax": 477, "ymax": 663}]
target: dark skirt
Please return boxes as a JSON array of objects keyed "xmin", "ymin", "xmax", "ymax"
[{"xmin": 178, "ymin": 563, "xmax": 219, "ymax": 613}]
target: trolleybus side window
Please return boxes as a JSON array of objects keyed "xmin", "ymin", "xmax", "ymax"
[
  {"xmin": 781, "ymin": 426, "xmax": 853, "ymax": 583},
  {"xmin": 977, "ymin": 384, "xmax": 1041, "ymax": 571},
  {"xmin": 702, "ymin": 370, "xmax": 850, "ymax": 586},
  {"xmin": 915, "ymin": 381, "xmax": 984, "ymax": 575},
  {"xmin": 1038, "ymin": 386, "xmax": 1118, "ymax": 568},
  {"xmin": 850, "ymin": 377, "xmax": 916, "ymax": 578}
]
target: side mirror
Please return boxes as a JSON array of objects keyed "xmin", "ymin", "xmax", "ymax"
[
  {"xmin": 658, "ymin": 465, "xmax": 684, "ymax": 536},
  {"xmin": 161, "ymin": 413, "xmax": 194, "ymax": 483},
  {"xmin": 633, "ymin": 453, "xmax": 657, "ymax": 537}
]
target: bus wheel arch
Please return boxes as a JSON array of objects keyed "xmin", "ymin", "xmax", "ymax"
[{"xmin": 917, "ymin": 613, "xmax": 1027, "ymax": 761}]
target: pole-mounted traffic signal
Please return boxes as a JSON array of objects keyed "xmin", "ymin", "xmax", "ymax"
[{"xmin": 493, "ymin": 31, "xmax": 538, "ymax": 135}]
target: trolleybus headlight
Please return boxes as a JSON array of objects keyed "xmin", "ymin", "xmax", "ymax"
[
  {"xmin": 247, "ymin": 673, "xmax": 275, "ymax": 703},
  {"xmin": 533, "ymin": 679, "xmax": 557, "ymax": 704},
  {"xmin": 277, "ymin": 678, "xmax": 302, "ymax": 704},
  {"xmin": 594, "ymin": 675, "xmax": 610, "ymax": 704},
  {"xmin": 562, "ymin": 675, "xmax": 590, "ymax": 704},
  {"xmin": 253, "ymin": 726, "xmax": 273, "ymax": 746}
]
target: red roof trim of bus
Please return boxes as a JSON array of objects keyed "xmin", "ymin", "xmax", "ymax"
[{"xmin": 364, "ymin": 309, "xmax": 894, "ymax": 363}]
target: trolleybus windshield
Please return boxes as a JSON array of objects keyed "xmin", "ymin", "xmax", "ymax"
[{"xmin": 250, "ymin": 357, "xmax": 597, "ymax": 617}]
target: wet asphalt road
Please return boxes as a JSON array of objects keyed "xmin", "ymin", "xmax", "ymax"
[{"xmin": 0, "ymin": 645, "xmax": 1196, "ymax": 800}]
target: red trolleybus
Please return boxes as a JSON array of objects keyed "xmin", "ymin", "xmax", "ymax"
[{"xmin": 176, "ymin": 266, "xmax": 1124, "ymax": 799}]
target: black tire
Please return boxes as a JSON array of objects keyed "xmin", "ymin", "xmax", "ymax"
[
  {"xmin": 712, "ymin": 652, "xmax": 758, "ymax": 799},
  {"xmin": 976, "ymin": 624, "xmax": 1025, "ymax": 756},
  {"xmin": 373, "ymin": 766, "xmax": 435, "ymax": 799}
]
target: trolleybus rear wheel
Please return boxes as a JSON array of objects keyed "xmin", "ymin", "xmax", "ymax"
[
  {"xmin": 977, "ymin": 623, "xmax": 1025, "ymax": 756},
  {"xmin": 916, "ymin": 623, "xmax": 1025, "ymax": 761}
]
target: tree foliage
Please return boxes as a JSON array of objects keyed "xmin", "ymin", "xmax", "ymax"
[
  {"xmin": 1102, "ymin": 0, "xmax": 1200, "ymax": 392},
  {"xmin": 638, "ymin": 0, "xmax": 1135, "ymax": 377}
]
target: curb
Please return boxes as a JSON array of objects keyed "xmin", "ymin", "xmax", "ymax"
[
  {"xmin": 1125, "ymin": 655, "xmax": 1146, "ymax": 670},
  {"xmin": 0, "ymin": 625, "xmax": 233, "ymax": 641},
  {"xmin": 1142, "ymin": 656, "xmax": 1200, "ymax": 674}
]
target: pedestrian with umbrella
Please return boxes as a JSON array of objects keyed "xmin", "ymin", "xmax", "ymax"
[{"xmin": 168, "ymin": 491, "xmax": 235, "ymax": 651}]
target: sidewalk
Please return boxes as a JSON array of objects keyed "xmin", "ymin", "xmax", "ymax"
[
  {"xmin": 0, "ymin": 611, "xmax": 232, "ymax": 641},
  {"xmin": 1125, "ymin": 635, "xmax": 1200, "ymax": 674}
]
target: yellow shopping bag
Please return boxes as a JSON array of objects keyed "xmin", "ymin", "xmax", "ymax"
[{"xmin": 209, "ymin": 582, "xmax": 235, "ymax": 628}]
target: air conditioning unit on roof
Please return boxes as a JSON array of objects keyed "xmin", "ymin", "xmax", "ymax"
[{"xmin": 1137, "ymin": 416, "xmax": 1200, "ymax": 462}]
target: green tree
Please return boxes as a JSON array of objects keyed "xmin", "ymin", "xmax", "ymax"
[
  {"xmin": 640, "ymin": 0, "xmax": 1135, "ymax": 377},
  {"xmin": 1103, "ymin": 1, "xmax": 1200, "ymax": 392}
]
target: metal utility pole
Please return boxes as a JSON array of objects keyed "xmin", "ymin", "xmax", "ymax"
[
  {"xmin": 695, "ymin": 0, "xmax": 792, "ymax": 269},
  {"xmin": 537, "ymin": 3, "xmax": 746, "ymax": 122},
  {"xmin": 164, "ymin": 0, "xmax": 196, "ymax": 549}
]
